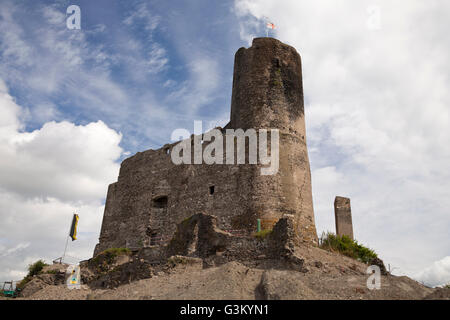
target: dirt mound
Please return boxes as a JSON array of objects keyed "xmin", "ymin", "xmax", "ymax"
[
  {"xmin": 257, "ymin": 270, "xmax": 318, "ymax": 299},
  {"xmin": 14, "ymin": 216, "xmax": 440, "ymax": 300},
  {"xmin": 424, "ymin": 287, "xmax": 450, "ymax": 300},
  {"xmin": 18, "ymin": 258, "xmax": 439, "ymax": 300}
]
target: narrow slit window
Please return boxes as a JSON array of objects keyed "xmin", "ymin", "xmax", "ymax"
[
  {"xmin": 150, "ymin": 233, "xmax": 158, "ymax": 246},
  {"xmin": 152, "ymin": 196, "xmax": 168, "ymax": 208},
  {"xmin": 209, "ymin": 186, "xmax": 215, "ymax": 195}
]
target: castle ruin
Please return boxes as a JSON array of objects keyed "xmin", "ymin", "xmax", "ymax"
[{"xmin": 94, "ymin": 38, "xmax": 318, "ymax": 256}]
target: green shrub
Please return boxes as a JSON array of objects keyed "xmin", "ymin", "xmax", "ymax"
[
  {"xmin": 27, "ymin": 260, "xmax": 48, "ymax": 276},
  {"xmin": 319, "ymin": 232, "xmax": 377, "ymax": 264},
  {"xmin": 444, "ymin": 284, "xmax": 450, "ymax": 289}
]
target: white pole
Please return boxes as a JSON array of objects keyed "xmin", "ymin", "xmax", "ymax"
[
  {"xmin": 62, "ymin": 235, "xmax": 69, "ymax": 263},
  {"xmin": 62, "ymin": 213, "xmax": 74, "ymax": 263}
]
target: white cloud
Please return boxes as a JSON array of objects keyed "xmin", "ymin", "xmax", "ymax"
[
  {"xmin": 0, "ymin": 2, "xmax": 33, "ymax": 66},
  {"xmin": 0, "ymin": 242, "xmax": 30, "ymax": 258},
  {"xmin": 0, "ymin": 79, "xmax": 122, "ymax": 282},
  {"xmin": 147, "ymin": 43, "xmax": 169, "ymax": 74},
  {"xmin": 123, "ymin": 1, "xmax": 161, "ymax": 32},
  {"xmin": 0, "ymin": 83, "xmax": 122, "ymax": 202},
  {"xmin": 235, "ymin": 0, "xmax": 450, "ymax": 278},
  {"xmin": 164, "ymin": 56, "xmax": 221, "ymax": 117},
  {"xmin": 0, "ymin": 1, "xmax": 130, "ymax": 123},
  {"xmin": 414, "ymin": 256, "xmax": 450, "ymax": 287}
]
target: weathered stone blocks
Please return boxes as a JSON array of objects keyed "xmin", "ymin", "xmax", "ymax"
[
  {"xmin": 94, "ymin": 37, "xmax": 318, "ymax": 256},
  {"xmin": 334, "ymin": 196, "xmax": 354, "ymax": 240}
]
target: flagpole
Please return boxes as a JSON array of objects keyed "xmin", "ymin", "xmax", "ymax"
[
  {"xmin": 62, "ymin": 235, "xmax": 69, "ymax": 263},
  {"xmin": 62, "ymin": 213, "xmax": 74, "ymax": 263}
]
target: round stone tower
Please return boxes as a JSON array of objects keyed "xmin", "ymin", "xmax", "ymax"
[{"xmin": 230, "ymin": 37, "xmax": 317, "ymax": 243}]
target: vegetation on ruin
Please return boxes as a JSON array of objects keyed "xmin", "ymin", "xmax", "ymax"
[
  {"xmin": 444, "ymin": 284, "xmax": 450, "ymax": 289},
  {"xmin": 319, "ymin": 232, "xmax": 377, "ymax": 264},
  {"xmin": 101, "ymin": 247, "xmax": 131, "ymax": 256},
  {"xmin": 16, "ymin": 259, "xmax": 49, "ymax": 290},
  {"xmin": 91, "ymin": 247, "xmax": 131, "ymax": 273},
  {"xmin": 182, "ymin": 216, "xmax": 192, "ymax": 223},
  {"xmin": 44, "ymin": 269, "xmax": 59, "ymax": 274},
  {"xmin": 253, "ymin": 229, "xmax": 272, "ymax": 240}
]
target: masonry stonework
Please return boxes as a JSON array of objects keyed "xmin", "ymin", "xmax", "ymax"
[
  {"xmin": 93, "ymin": 38, "xmax": 318, "ymax": 256},
  {"xmin": 334, "ymin": 196, "xmax": 354, "ymax": 240}
]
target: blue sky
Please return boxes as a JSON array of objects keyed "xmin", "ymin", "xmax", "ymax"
[
  {"xmin": 1, "ymin": 0, "xmax": 449, "ymax": 288},
  {"xmin": 2, "ymin": 0, "xmax": 248, "ymax": 154}
]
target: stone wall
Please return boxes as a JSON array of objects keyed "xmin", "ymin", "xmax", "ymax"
[
  {"xmin": 230, "ymin": 38, "xmax": 317, "ymax": 243},
  {"xmin": 94, "ymin": 38, "xmax": 318, "ymax": 256}
]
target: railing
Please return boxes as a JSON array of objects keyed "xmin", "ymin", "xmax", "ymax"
[
  {"xmin": 53, "ymin": 254, "xmax": 86, "ymax": 265},
  {"xmin": 1, "ymin": 280, "xmax": 19, "ymax": 291}
]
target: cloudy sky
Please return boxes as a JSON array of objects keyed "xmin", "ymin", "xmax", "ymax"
[{"xmin": 0, "ymin": 0, "xmax": 449, "ymax": 288}]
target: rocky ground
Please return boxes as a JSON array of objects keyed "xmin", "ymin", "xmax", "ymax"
[
  {"xmin": 5, "ymin": 214, "xmax": 449, "ymax": 300},
  {"xmin": 9, "ymin": 245, "xmax": 449, "ymax": 300}
]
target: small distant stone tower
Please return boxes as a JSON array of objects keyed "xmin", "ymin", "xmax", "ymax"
[{"xmin": 334, "ymin": 196, "xmax": 353, "ymax": 240}]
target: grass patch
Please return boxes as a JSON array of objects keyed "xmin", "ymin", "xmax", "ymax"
[
  {"xmin": 319, "ymin": 232, "xmax": 377, "ymax": 264},
  {"xmin": 253, "ymin": 229, "xmax": 272, "ymax": 240},
  {"xmin": 44, "ymin": 269, "xmax": 59, "ymax": 274},
  {"xmin": 105, "ymin": 247, "xmax": 131, "ymax": 257}
]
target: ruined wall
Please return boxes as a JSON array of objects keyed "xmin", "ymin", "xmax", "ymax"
[
  {"xmin": 334, "ymin": 196, "xmax": 354, "ymax": 240},
  {"xmin": 95, "ymin": 140, "xmax": 256, "ymax": 255},
  {"xmin": 94, "ymin": 38, "xmax": 317, "ymax": 256}
]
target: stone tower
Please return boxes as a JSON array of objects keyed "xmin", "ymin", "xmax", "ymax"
[
  {"xmin": 334, "ymin": 196, "xmax": 354, "ymax": 240},
  {"xmin": 93, "ymin": 38, "xmax": 317, "ymax": 256},
  {"xmin": 229, "ymin": 37, "xmax": 316, "ymax": 242}
]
